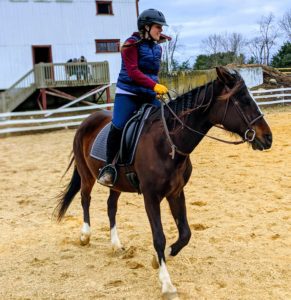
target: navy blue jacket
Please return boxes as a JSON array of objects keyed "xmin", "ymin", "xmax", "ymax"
[{"xmin": 116, "ymin": 33, "xmax": 162, "ymax": 100}]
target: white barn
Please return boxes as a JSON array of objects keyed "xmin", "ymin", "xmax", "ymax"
[{"xmin": 0, "ymin": 0, "xmax": 139, "ymax": 91}]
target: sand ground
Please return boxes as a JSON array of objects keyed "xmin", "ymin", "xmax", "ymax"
[{"xmin": 0, "ymin": 107, "xmax": 290, "ymax": 300}]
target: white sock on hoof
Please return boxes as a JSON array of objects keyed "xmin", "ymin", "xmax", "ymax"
[
  {"xmin": 159, "ymin": 260, "xmax": 177, "ymax": 295},
  {"xmin": 80, "ymin": 222, "xmax": 91, "ymax": 245},
  {"xmin": 110, "ymin": 226, "xmax": 122, "ymax": 249}
]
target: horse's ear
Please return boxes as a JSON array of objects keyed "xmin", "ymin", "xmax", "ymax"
[{"xmin": 216, "ymin": 66, "xmax": 236, "ymax": 88}]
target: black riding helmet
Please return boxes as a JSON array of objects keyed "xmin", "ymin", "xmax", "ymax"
[{"xmin": 137, "ymin": 8, "xmax": 168, "ymax": 30}]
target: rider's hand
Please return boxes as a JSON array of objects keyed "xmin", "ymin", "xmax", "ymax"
[{"xmin": 154, "ymin": 83, "xmax": 168, "ymax": 95}]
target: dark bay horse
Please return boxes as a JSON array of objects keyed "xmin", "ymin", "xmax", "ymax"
[{"xmin": 54, "ymin": 67, "xmax": 272, "ymax": 299}]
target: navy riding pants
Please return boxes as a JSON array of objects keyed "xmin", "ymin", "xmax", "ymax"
[{"xmin": 112, "ymin": 93, "xmax": 160, "ymax": 130}]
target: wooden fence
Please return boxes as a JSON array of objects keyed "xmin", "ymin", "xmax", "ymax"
[
  {"xmin": 276, "ymin": 68, "xmax": 291, "ymax": 76},
  {"xmin": 0, "ymin": 87, "xmax": 290, "ymax": 136},
  {"xmin": 251, "ymin": 87, "xmax": 291, "ymax": 105}
]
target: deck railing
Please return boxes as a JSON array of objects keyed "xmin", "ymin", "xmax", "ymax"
[{"xmin": 34, "ymin": 61, "xmax": 110, "ymax": 88}]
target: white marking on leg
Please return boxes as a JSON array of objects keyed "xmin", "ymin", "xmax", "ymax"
[
  {"xmin": 110, "ymin": 225, "xmax": 123, "ymax": 250},
  {"xmin": 166, "ymin": 246, "xmax": 172, "ymax": 258},
  {"xmin": 80, "ymin": 222, "xmax": 91, "ymax": 245},
  {"xmin": 159, "ymin": 259, "xmax": 177, "ymax": 295},
  {"xmin": 152, "ymin": 247, "xmax": 173, "ymax": 269}
]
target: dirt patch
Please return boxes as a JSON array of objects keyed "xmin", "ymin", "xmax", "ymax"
[{"xmin": 0, "ymin": 107, "xmax": 290, "ymax": 299}]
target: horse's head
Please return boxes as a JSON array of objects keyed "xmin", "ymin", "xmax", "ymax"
[{"xmin": 209, "ymin": 66, "xmax": 272, "ymax": 150}]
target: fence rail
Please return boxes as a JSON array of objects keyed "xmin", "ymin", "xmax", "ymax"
[
  {"xmin": 0, "ymin": 87, "xmax": 290, "ymax": 136},
  {"xmin": 0, "ymin": 103, "xmax": 113, "ymax": 135},
  {"xmin": 276, "ymin": 67, "xmax": 291, "ymax": 75},
  {"xmin": 251, "ymin": 87, "xmax": 291, "ymax": 105}
]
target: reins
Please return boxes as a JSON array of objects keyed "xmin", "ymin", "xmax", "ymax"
[{"xmin": 160, "ymin": 84, "xmax": 262, "ymax": 159}]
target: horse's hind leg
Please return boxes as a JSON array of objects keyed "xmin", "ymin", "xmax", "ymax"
[
  {"xmin": 166, "ymin": 189, "xmax": 191, "ymax": 257},
  {"xmin": 107, "ymin": 189, "xmax": 123, "ymax": 250},
  {"xmin": 80, "ymin": 177, "xmax": 95, "ymax": 245}
]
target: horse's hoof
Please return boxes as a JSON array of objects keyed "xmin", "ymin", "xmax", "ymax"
[
  {"xmin": 151, "ymin": 255, "xmax": 159, "ymax": 269},
  {"xmin": 111, "ymin": 244, "xmax": 125, "ymax": 253},
  {"xmin": 162, "ymin": 292, "xmax": 180, "ymax": 300},
  {"xmin": 80, "ymin": 234, "xmax": 90, "ymax": 246}
]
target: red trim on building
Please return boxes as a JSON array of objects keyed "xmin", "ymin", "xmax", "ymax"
[
  {"xmin": 31, "ymin": 45, "xmax": 53, "ymax": 65},
  {"xmin": 96, "ymin": 1, "xmax": 113, "ymax": 15},
  {"xmin": 95, "ymin": 39, "xmax": 120, "ymax": 53}
]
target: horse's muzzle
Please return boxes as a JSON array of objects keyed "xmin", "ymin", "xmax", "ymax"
[{"xmin": 251, "ymin": 133, "xmax": 272, "ymax": 150}]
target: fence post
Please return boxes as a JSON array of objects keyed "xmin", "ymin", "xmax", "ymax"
[
  {"xmin": 0, "ymin": 92, "xmax": 6, "ymax": 115},
  {"xmin": 282, "ymin": 86, "xmax": 285, "ymax": 105}
]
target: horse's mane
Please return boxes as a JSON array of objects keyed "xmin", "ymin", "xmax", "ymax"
[
  {"xmin": 167, "ymin": 81, "xmax": 214, "ymax": 117},
  {"xmin": 167, "ymin": 72, "xmax": 245, "ymax": 116},
  {"xmin": 149, "ymin": 72, "xmax": 245, "ymax": 123}
]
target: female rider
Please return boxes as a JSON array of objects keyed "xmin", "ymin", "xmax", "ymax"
[{"xmin": 98, "ymin": 8, "xmax": 169, "ymax": 187}]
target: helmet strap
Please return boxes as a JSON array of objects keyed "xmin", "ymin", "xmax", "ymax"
[{"xmin": 144, "ymin": 24, "xmax": 154, "ymax": 40}]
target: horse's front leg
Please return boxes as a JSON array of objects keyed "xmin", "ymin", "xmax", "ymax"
[
  {"xmin": 166, "ymin": 189, "xmax": 191, "ymax": 257},
  {"xmin": 143, "ymin": 192, "xmax": 179, "ymax": 299},
  {"xmin": 107, "ymin": 189, "xmax": 123, "ymax": 251}
]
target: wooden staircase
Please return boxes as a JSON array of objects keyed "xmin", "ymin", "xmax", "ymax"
[{"xmin": 1, "ymin": 70, "xmax": 36, "ymax": 113}]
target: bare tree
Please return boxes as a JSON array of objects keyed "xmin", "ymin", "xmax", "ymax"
[
  {"xmin": 218, "ymin": 32, "xmax": 230, "ymax": 52},
  {"xmin": 201, "ymin": 32, "xmax": 245, "ymax": 55},
  {"xmin": 247, "ymin": 37, "xmax": 265, "ymax": 64},
  {"xmin": 229, "ymin": 32, "xmax": 246, "ymax": 56},
  {"xmin": 279, "ymin": 9, "xmax": 291, "ymax": 40},
  {"xmin": 201, "ymin": 34, "xmax": 221, "ymax": 54},
  {"xmin": 161, "ymin": 26, "xmax": 181, "ymax": 73},
  {"xmin": 258, "ymin": 13, "xmax": 280, "ymax": 65}
]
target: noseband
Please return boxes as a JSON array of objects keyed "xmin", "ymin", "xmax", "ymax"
[{"xmin": 221, "ymin": 95, "xmax": 264, "ymax": 142}]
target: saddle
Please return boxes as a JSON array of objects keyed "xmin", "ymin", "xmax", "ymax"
[
  {"xmin": 90, "ymin": 104, "xmax": 155, "ymax": 191},
  {"xmin": 119, "ymin": 103, "xmax": 154, "ymax": 164}
]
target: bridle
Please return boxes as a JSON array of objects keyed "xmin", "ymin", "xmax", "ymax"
[
  {"xmin": 160, "ymin": 87, "xmax": 264, "ymax": 159},
  {"xmin": 220, "ymin": 95, "xmax": 264, "ymax": 143}
]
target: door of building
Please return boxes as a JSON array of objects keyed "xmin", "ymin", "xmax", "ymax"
[{"xmin": 32, "ymin": 45, "xmax": 53, "ymax": 80}]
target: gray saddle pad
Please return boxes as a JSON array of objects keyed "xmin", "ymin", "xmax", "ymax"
[{"xmin": 90, "ymin": 123, "xmax": 110, "ymax": 162}]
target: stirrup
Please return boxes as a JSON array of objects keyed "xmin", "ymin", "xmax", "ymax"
[{"xmin": 97, "ymin": 164, "xmax": 117, "ymax": 187}]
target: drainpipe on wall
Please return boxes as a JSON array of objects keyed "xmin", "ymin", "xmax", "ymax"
[{"xmin": 136, "ymin": 0, "xmax": 139, "ymax": 16}]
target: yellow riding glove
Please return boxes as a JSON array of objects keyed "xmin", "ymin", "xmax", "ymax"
[{"xmin": 153, "ymin": 83, "xmax": 168, "ymax": 95}]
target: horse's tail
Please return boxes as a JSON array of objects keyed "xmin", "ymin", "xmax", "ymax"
[
  {"xmin": 53, "ymin": 161, "xmax": 81, "ymax": 223},
  {"xmin": 61, "ymin": 151, "xmax": 74, "ymax": 179}
]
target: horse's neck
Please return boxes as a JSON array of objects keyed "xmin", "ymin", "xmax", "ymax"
[
  {"xmin": 164, "ymin": 80, "xmax": 223, "ymax": 153},
  {"xmin": 174, "ymin": 111, "xmax": 214, "ymax": 153}
]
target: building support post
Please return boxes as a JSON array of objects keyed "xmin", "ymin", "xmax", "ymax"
[
  {"xmin": 106, "ymin": 86, "xmax": 111, "ymax": 110},
  {"xmin": 106, "ymin": 87, "xmax": 111, "ymax": 103},
  {"xmin": 40, "ymin": 88, "xmax": 47, "ymax": 110}
]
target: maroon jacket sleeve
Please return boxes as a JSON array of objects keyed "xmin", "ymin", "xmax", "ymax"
[{"xmin": 121, "ymin": 39, "xmax": 157, "ymax": 89}]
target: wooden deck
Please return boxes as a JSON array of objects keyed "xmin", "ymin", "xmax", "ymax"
[{"xmin": 0, "ymin": 61, "xmax": 110, "ymax": 113}]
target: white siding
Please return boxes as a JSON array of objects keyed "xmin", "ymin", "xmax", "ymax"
[{"xmin": 0, "ymin": 0, "xmax": 137, "ymax": 89}]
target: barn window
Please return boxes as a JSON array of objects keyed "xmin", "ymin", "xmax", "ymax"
[
  {"xmin": 96, "ymin": 1, "xmax": 113, "ymax": 15},
  {"xmin": 95, "ymin": 39, "xmax": 120, "ymax": 53}
]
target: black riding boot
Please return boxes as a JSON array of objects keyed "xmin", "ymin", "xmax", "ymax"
[{"xmin": 97, "ymin": 124, "xmax": 122, "ymax": 187}]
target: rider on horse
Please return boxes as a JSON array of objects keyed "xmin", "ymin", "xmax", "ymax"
[{"xmin": 98, "ymin": 8, "xmax": 169, "ymax": 187}]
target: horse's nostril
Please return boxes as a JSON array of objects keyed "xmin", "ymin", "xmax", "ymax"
[
  {"xmin": 264, "ymin": 133, "xmax": 272, "ymax": 147},
  {"xmin": 266, "ymin": 134, "xmax": 272, "ymax": 143}
]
